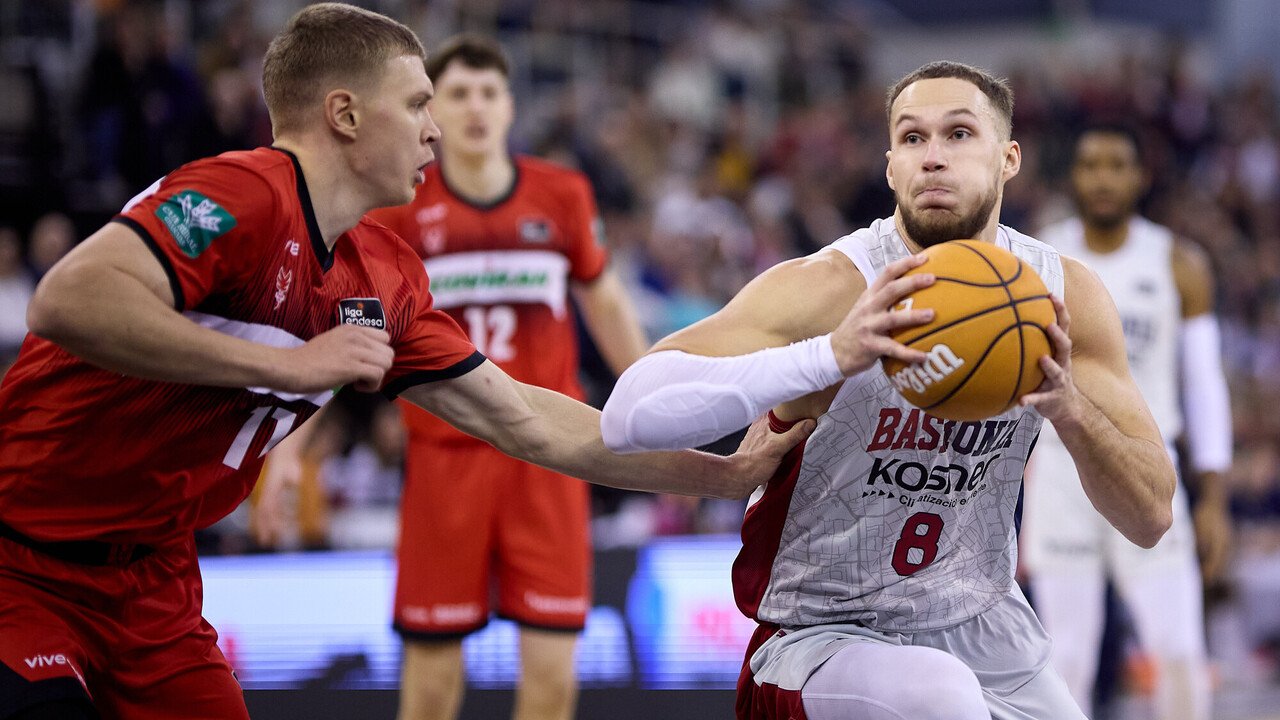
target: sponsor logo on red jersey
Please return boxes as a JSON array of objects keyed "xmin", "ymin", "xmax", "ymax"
[
  {"xmin": 155, "ymin": 189, "xmax": 236, "ymax": 257},
  {"xmin": 518, "ymin": 217, "xmax": 551, "ymax": 243},
  {"xmin": 337, "ymin": 298, "xmax": 385, "ymax": 329}
]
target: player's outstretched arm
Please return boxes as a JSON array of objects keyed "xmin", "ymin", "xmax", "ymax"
[
  {"xmin": 400, "ymin": 360, "xmax": 814, "ymax": 498},
  {"xmin": 599, "ymin": 249, "xmax": 935, "ymax": 453},
  {"xmin": 1173, "ymin": 238, "xmax": 1233, "ymax": 581},
  {"xmin": 26, "ymin": 223, "xmax": 393, "ymax": 394},
  {"xmin": 570, "ymin": 268, "xmax": 650, "ymax": 376},
  {"xmin": 1020, "ymin": 257, "xmax": 1176, "ymax": 548}
]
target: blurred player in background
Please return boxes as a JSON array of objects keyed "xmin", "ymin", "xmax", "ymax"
[
  {"xmin": 1021, "ymin": 124, "xmax": 1233, "ymax": 720},
  {"xmin": 0, "ymin": 6, "xmax": 807, "ymax": 719},
  {"xmin": 368, "ymin": 34, "xmax": 649, "ymax": 720},
  {"xmin": 601, "ymin": 61, "xmax": 1177, "ymax": 720}
]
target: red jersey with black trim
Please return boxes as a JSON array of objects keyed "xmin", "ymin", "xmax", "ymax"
[
  {"xmin": 0, "ymin": 147, "xmax": 480, "ymax": 545},
  {"xmin": 369, "ymin": 156, "xmax": 607, "ymax": 446}
]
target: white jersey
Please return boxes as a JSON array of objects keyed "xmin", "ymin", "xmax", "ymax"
[
  {"xmin": 1038, "ymin": 217, "xmax": 1181, "ymax": 440},
  {"xmin": 732, "ymin": 218, "xmax": 1065, "ymax": 633}
]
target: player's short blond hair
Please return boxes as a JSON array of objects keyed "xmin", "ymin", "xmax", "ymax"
[
  {"xmin": 262, "ymin": 3, "xmax": 426, "ymax": 135},
  {"xmin": 886, "ymin": 61, "xmax": 1015, "ymax": 140}
]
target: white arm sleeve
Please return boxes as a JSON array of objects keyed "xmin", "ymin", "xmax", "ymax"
[
  {"xmin": 1180, "ymin": 314, "xmax": 1232, "ymax": 473},
  {"xmin": 600, "ymin": 335, "xmax": 844, "ymax": 453}
]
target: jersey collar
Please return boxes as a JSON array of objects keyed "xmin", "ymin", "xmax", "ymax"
[
  {"xmin": 272, "ymin": 146, "xmax": 334, "ymax": 272},
  {"xmin": 438, "ymin": 155, "xmax": 521, "ymax": 211}
]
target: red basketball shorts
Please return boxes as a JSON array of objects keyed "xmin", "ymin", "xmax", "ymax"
[
  {"xmin": 0, "ymin": 534, "xmax": 247, "ymax": 719},
  {"xmin": 393, "ymin": 441, "xmax": 591, "ymax": 638}
]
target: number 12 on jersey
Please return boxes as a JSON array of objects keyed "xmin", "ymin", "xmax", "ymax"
[
  {"xmin": 462, "ymin": 305, "xmax": 517, "ymax": 362},
  {"xmin": 891, "ymin": 512, "xmax": 944, "ymax": 576}
]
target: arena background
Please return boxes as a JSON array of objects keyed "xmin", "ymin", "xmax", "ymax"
[{"xmin": 2, "ymin": 0, "xmax": 1279, "ymax": 718}]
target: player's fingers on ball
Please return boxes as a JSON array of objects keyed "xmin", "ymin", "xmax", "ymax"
[
  {"xmin": 883, "ymin": 308, "xmax": 935, "ymax": 330},
  {"xmin": 880, "ymin": 274, "xmax": 933, "ymax": 306},
  {"xmin": 896, "ymin": 252, "xmax": 930, "ymax": 273},
  {"xmin": 880, "ymin": 254, "xmax": 918, "ymax": 281},
  {"xmin": 1050, "ymin": 294, "xmax": 1069, "ymax": 327},
  {"xmin": 883, "ymin": 342, "xmax": 929, "ymax": 365},
  {"xmin": 1038, "ymin": 354, "xmax": 1066, "ymax": 379},
  {"xmin": 1046, "ymin": 323, "xmax": 1071, "ymax": 357}
]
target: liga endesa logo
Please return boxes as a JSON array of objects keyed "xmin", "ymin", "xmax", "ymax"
[{"xmin": 336, "ymin": 298, "xmax": 386, "ymax": 330}]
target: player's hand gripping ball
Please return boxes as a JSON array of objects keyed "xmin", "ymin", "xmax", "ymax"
[{"xmin": 881, "ymin": 240, "xmax": 1055, "ymax": 421}]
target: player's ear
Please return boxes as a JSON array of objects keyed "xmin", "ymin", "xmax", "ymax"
[
  {"xmin": 324, "ymin": 88, "xmax": 359, "ymax": 140},
  {"xmin": 885, "ymin": 149, "xmax": 896, "ymax": 190},
  {"xmin": 1001, "ymin": 140, "xmax": 1021, "ymax": 181}
]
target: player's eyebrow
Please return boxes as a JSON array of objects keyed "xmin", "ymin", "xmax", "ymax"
[{"xmin": 894, "ymin": 108, "xmax": 982, "ymax": 129}]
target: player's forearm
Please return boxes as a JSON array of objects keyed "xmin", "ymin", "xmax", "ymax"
[
  {"xmin": 575, "ymin": 275, "xmax": 650, "ymax": 377},
  {"xmin": 1051, "ymin": 394, "xmax": 1175, "ymax": 548},
  {"xmin": 28, "ymin": 263, "xmax": 284, "ymax": 389},
  {"xmin": 1193, "ymin": 470, "xmax": 1229, "ymax": 508},
  {"xmin": 600, "ymin": 340, "xmax": 842, "ymax": 453},
  {"xmin": 509, "ymin": 382, "xmax": 748, "ymax": 498}
]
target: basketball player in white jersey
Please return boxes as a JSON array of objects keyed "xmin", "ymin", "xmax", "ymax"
[
  {"xmin": 1021, "ymin": 125, "xmax": 1232, "ymax": 720},
  {"xmin": 599, "ymin": 62, "xmax": 1177, "ymax": 720}
]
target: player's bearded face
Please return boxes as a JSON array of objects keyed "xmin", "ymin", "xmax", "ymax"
[{"xmin": 896, "ymin": 171, "xmax": 1000, "ymax": 248}]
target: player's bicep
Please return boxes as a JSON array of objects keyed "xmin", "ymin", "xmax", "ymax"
[
  {"xmin": 652, "ymin": 249, "xmax": 863, "ymax": 358},
  {"xmin": 33, "ymin": 221, "xmax": 175, "ymax": 315},
  {"xmin": 1063, "ymin": 258, "xmax": 1162, "ymax": 444}
]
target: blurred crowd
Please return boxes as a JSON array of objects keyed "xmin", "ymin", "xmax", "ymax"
[{"xmin": 2, "ymin": 0, "xmax": 1279, "ymax": 692}]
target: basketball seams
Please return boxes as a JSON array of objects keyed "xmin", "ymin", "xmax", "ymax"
[
  {"xmin": 895, "ymin": 294, "xmax": 1049, "ymax": 347},
  {"xmin": 920, "ymin": 321, "xmax": 1036, "ymax": 417},
  {"xmin": 957, "ymin": 242, "xmax": 1029, "ymax": 410},
  {"xmin": 885, "ymin": 239, "xmax": 1053, "ymax": 420}
]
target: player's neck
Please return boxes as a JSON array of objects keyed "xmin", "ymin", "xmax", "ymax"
[
  {"xmin": 439, "ymin": 149, "xmax": 515, "ymax": 204},
  {"xmin": 275, "ymin": 138, "xmax": 371, "ymax": 249},
  {"xmin": 1082, "ymin": 218, "xmax": 1131, "ymax": 254}
]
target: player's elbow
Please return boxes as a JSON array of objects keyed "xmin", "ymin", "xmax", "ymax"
[
  {"xmin": 1127, "ymin": 456, "xmax": 1177, "ymax": 549},
  {"xmin": 1130, "ymin": 504, "xmax": 1174, "ymax": 549},
  {"xmin": 26, "ymin": 276, "xmax": 76, "ymax": 344},
  {"xmin": 600, "ymin": 407, "xmax": 638, "ymax": 454},
  {"xmin": 600, "ymin": 391, "xmax": 651, "ymax": 454}
]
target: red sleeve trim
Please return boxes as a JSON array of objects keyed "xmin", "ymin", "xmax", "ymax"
[
  {"xmin": 767, "ymin": 410, "xmax": 799, "ymax": 434},
  {"xmin": 382, "ymin": 350, "xmax": 487, "ymax": 399}
]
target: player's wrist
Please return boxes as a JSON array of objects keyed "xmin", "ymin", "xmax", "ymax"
[
  {"xmin": 1042, "ymin": 390, "xmax": 1093, "ymax": 436},
  {"xmin": 254, "ymin": 345, "xmax": 301, "ymax": 393}
]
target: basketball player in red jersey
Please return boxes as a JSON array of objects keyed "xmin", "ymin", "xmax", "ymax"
[
  {"xmin": 0, "ymin": 6, "xmax": 810, "ymax": 719},
  {"xmin": 602, "ymin": 62, "xmax": 1176, "ymax": 719},
  {"xmin": 367, "ymin": 35, "xmax": 649, "ymax": 720}
]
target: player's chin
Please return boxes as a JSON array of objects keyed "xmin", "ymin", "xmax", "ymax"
[{"xmin": 385, "ymin": 185, "xmax": 417, "ymax": 208}]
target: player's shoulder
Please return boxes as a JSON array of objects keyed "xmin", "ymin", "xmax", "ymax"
[
  {"xmin": 999, "ymin": 223, "xmax": 1057, "ymax": 256},
  {"xmin": 746, "ymin": 246, "xmax": 866, "ymax": 312},
  {"xmin": 352, "ymin": 215, "xmax": 428, "ymax": 288},
  {"xmin": 173, "ymin": 147, "xmax": 291, "ymax": 186},
  {"xmin": 355, "ymin": 214, "xmax": 415, "ymax": 255},
  {"xmin": 1170, "ymin": 233, "xmax": 1211, "ymax": 270},
  {"xmin": 514, "ymin": 155, "xmax": 591, "ymax": 195},
  {"xmin": 1170, "ymin": 234, "xmax": 1215, "ymax": 300},
  {"xmin": 514, "ymin": 155, "xmax": 587, "ymax": 182},
  {"xmin": 1033, "ymin": 216, "xmax": 1082, "ymax": 252}
]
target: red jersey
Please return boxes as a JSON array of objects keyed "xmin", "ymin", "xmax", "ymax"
[
  {"xmin": 369, "ymin": 156, "xmax": 607, "ymax": 446},
  {"xmin": 0, "ymin": 147, "xmax": 480, "ymax": 544}
]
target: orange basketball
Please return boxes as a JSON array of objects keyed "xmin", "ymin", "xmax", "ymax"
[{"xmin": 881, "ymin": 240, "xmax": 1055, "ymax": 421}]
